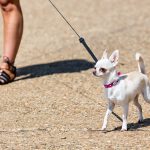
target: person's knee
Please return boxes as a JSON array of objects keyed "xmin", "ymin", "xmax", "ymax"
[
  {"xmin": 0, "ymin": 0, "xmax": 20, "ymax": 10},
  {"xmin": 0, "ymin": 0, "xmax": 20, "ymax": 12},
  {"xmin": 0, "ymin": 0, "xmax": 9, "ymax": 5}
]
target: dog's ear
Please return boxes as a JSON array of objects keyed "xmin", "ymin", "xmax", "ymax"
[
  {"xmin": 101, "ymin": 49, "xmax": 108, "ymax": 59},
  {"xmin": 109, "ymin": 50, "xmax": 119, "ymax": 66}
]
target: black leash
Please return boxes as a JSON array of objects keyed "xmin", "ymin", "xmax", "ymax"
[
  {"xmin": 48, "ymin": 0, "xmax": 122, "ymax": 122},
  {"xmin": 48, "ymin": 0, "xmax": 97, "ymax": 62}
]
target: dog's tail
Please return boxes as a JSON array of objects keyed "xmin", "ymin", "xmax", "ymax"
[{"xmin": 136, "ymin": 53, "xmax": 146, "ymax": 74}]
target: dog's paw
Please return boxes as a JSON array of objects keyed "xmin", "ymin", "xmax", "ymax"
[
  {"xmin": 121, "ymin": 128, "xmax": 127, "ymax": 132},
  {"xmin": 101, "ymin": 127, "xmax": 106, "ymax": 131}
]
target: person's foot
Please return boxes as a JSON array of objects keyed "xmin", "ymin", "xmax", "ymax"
[{"xmin": 0, "ymin": 57, "xmax": 16, "ymax": 84}]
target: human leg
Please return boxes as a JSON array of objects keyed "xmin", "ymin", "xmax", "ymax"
[{"xmin": 0, "ymin": 0, "xmax": 23, "ymax": 84}]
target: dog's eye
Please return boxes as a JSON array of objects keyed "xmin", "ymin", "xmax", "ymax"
[{"xmin": 100, "ymin": 68, "xmax": 107, "ymax": 73}]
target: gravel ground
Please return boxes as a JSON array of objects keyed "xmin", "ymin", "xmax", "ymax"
[{"xmin": 1, "ymin": 0, "xmax": 150, "ymax": 149}]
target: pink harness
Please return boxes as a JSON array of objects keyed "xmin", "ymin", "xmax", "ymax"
[{"xmin": 104, "ymin": 72, "xmax": 122, "ymax": 88}]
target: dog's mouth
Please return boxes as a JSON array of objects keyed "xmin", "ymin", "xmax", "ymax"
[
  {"xmin": 93, "ymin": 70, "xmax": 96, "ymax": 76},
  {"xmin": 93, "ymin": 68, "xmax": 97, "ymax": 76},
  {"xmin": 93, "ymin": 67, "xmax": 107, "ymax": 77}
]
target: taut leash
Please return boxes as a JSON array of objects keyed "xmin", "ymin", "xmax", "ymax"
[
  {"xmin": 48, "ymin": 0, "xmax": 122, "ymax": 122},
  {"xmin": 48, "ymin": 0, "xmax": 98, "ymax": 62}
]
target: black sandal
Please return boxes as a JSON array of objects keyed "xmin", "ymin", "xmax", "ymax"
[{"xmin": 0, "ymin": 58, "xmax": 16, "ymax": 85}]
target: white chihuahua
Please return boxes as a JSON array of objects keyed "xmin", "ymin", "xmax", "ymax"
[{"xmin": 93, "ymin": 50, "xmax": 150, "ymax": 131}]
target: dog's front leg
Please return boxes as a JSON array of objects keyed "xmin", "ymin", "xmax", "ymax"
[
  {"xmin": 121, "ymin": 104, "xmax": 129, "ymax": 131},
  {"xmin": 101, "ymin": 102, "xmax": 115, "ymax": 131}
]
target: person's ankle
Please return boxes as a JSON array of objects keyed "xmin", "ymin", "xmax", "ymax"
[{"xmin": 2, "ymin": 56, "xmax": 14, "ymax": 66}]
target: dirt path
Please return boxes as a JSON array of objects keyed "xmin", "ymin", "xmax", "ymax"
[{"xmin": 1, "ymin": 0, "xmax": 150, "ymax": 149}]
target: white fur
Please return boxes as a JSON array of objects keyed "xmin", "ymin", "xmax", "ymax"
[{"xmin": 93, "ymin": 50, "xmax": 150, "ymax": 131}]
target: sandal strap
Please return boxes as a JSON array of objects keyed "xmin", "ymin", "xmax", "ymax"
[
  {"xmin": 0, "ymin": 71, "xmax": 11, "ymax": 83},
  {"xmin": 0, "ymin": 62, "xmax": 16, "ymax": 84}
]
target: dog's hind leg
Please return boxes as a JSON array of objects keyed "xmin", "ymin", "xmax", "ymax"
[
  {"xmin": 101, "ymin": 101, "xmax": 115, "ymax": 131},
  {"xmin": 142, "ymin": 78, "xmax": 150, "ymax": 103},
  {"xmin": 133, "ymin": 95, "xmax": 143, "ymax": 123}
]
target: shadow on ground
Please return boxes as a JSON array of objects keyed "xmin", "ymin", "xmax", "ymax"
[
  {"xmin": 126, "ymin": 118, "xmax": 150, "ymax": 131},
  {"xmin": 110, "ymin": 118, "xmax": 150, "ymax": 132},
  {"xmin": 16, "ymin": 59, "xmax": 94, "ymax": 80},
  {"xmin": 88, "ymin": 118, "xmax": 150, "ymax": 134}
]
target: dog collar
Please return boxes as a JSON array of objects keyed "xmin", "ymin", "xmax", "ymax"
[{"xmin": 104, "ymin": 72, "xmax": 122, "ymax": 88}]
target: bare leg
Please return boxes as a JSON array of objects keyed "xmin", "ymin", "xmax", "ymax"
[
  {"xmin": 0, "ymin": 0, "xmax": 23, "ymax": 64},
  {"xmin": 0, "ymin": 0, "xmax": 23, "ymax": 84}
]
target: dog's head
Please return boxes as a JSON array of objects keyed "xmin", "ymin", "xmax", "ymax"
[{"xmin": 93, "ymin": 50, "xmax": 119, "ymax": 77}]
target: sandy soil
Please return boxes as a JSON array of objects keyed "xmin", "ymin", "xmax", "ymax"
[{"xmin": 1, "ymin": 0, "xmax": 150, "ymax": 149}]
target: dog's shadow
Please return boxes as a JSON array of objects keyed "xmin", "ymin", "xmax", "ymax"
[
  {"xmin": 111, "ymin": 118, "xmax": 150, "ymax": 132},
  {"xmin": 16, "ymin": 59, "xmax": 94, "ymax": 81},
  {"xmin": 124, "ymin": 118, "xmax": 150, "ymax": 131},
  {"xmin": 88, "ymin": 118, "xmax": 150, "ymax": 134},
  {"xmin": 109, "ymin": 118, "xmax": 150, "ymax": 132}
]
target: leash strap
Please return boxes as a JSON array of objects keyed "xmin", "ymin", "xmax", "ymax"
[
  {"xmin": 48, "ymin": 0, "xmax": 122, "ymax": 122},
  {"xmin": 79, "ymin": 37, "xmax": 98, "ymax": 62},
  {"xmin": 48, "ymin": 0, "xmax": 80, "ymax": 38},
  {"xmin": 48, "ymin": 0, "xmax": 98, "ymax": 62}
]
